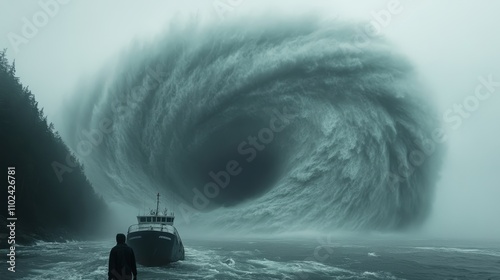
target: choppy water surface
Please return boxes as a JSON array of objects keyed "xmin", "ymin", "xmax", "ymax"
[{"xmin": 2, "ymin": 238, "xmax": 499, "ymax": 280}]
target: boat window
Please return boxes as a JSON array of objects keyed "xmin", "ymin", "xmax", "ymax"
[
  {"xmin": 162, "ymin": 217, "xmax": 166, "ymax": 223},
  {"xmin": 140, "ymin": 217, "xmax": 146, "ymax": 222},
  {"xmin": 146, "ymin": 217, "xmax": 151, "ymax": 222}
]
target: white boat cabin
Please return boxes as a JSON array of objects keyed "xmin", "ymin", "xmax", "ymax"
[
  {"xmin": 136, "ymin": 211, "xmax": 175, "ymax": 226},
  {"xmin": 137, "ymin": 193, "xmax": 175, "ymax": 225}
]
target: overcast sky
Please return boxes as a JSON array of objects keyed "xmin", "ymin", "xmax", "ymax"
[{"xmin": 1, "ymin": 0, "xmax": 499, "ymax": 239}]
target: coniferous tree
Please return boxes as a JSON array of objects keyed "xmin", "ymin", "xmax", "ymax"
[{"xmin": 0, "ymin": 50, "xmax": 108, "ymax": 246}]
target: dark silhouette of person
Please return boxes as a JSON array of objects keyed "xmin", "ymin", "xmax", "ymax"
[{"xmin": 108, "ymin": 233, "xmax": 137, "ymax": 280}]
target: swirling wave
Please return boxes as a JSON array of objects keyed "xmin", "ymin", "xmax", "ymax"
[{"xmin": 63, "ymin": 16, "xmax": 443, "ymax": 232}]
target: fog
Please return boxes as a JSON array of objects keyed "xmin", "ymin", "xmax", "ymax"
[{"xmin": 1, "ymin": 0, "xmax": 499, "ymax": 240}]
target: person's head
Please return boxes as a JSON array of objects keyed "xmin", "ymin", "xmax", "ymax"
[{"xmin": 116, "ymin": 233, "xmax": 126, "ymax": 244}]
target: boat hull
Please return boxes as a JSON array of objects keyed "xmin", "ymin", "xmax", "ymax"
[{"xmin": 127, "ymin": 230, "xmax": 184, "ymax": 266}]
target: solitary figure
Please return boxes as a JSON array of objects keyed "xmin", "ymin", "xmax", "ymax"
[{"xmin": 108, "ymin": 233, "xmax": 138, "ymax": 280}]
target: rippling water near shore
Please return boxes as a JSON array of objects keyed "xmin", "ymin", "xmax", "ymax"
[{"xmin": 2, "ymin": 238, "xmax": 499, "ymax": 280}]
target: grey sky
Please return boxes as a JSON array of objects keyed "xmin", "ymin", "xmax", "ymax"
[{"xmin": 1, "ymin": 0, "xmax": 499, "ymax": 239}]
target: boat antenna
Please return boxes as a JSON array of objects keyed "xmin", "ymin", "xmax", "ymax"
[{"xmin": 156, "ymin": 193, "xmax": 160, "ymax": 216}]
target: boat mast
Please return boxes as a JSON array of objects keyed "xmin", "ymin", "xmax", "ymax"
[{"xmin": 156, "ymin": 193, "xmax": 160, "ymax": 215}]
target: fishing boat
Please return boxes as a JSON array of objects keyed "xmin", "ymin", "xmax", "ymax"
[{"xmin": 126, "ymin": 193, "xmax": 185, "ymax": 266}]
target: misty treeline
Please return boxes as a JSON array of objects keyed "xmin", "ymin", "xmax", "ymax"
[{"xmin": 0, "ymin": 50, "xmax": 108, "ymax": 246}]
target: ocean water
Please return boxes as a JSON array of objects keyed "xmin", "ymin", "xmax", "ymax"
[
  {"xmin": 2, "ymin": 238, "xmax": 499, "ymax": 280},
  {"xmin": 64, "ymin": 17, "xmax": 444, "ymax": 233}
]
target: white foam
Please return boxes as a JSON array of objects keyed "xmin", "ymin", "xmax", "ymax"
[{"xmin": 413, "ymin": 246, "xmax": 500, "ymax": 257}]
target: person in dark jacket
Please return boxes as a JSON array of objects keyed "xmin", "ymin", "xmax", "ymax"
[{"xmin": 108, "ymin": 233, "xmax": 138, "ymax": 280}]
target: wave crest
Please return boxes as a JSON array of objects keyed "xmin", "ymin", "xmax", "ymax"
[{"xmin": 64, "ymin": 16, "xmax": 443, "ymax": 231}]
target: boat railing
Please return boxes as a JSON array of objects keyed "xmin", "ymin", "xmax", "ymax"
[{"xmin": 128, "ymin": 223, "xmax": 176, "ymax": 234}]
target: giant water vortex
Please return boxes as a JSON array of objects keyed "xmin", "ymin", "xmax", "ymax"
[{"xmin": 64, "ymin": 17, "xmax": 443, "ymax": 232}]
